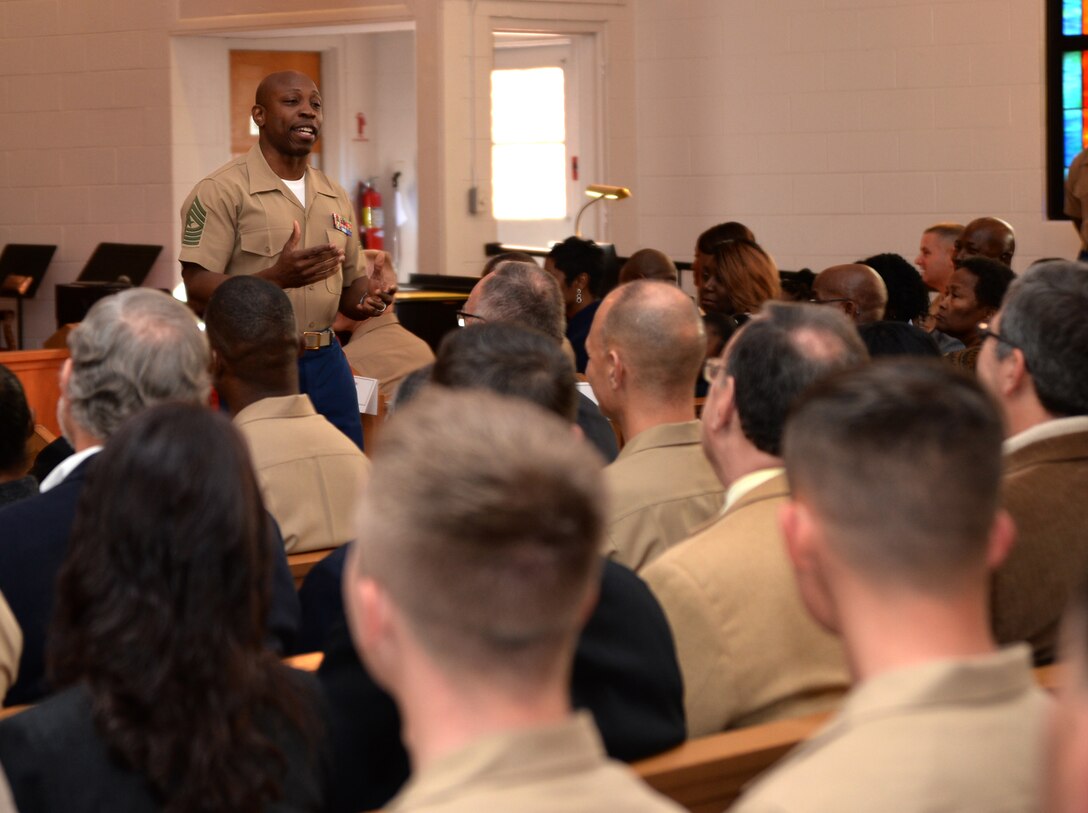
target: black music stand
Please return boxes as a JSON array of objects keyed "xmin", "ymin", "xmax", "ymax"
[{"xmin": 0, "ymin": 244, "xmax": 57, "ymax": 349}]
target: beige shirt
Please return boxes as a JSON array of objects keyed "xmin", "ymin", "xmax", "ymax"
[
  {"xmin": 387, "ymin": 712, "xmax": 684, "ymax": 812},
  {"xmin": 342, "ymin": 310, "xmax": 435, "ymax": 403},
  {"xmin": 234, "ymin": 394, "xmax": 371, "ymax": 553},
  {"xmin": 643, "ymin": 473, "xmax": 848, "ymax": 737},
  {"xmin": 179, "ymin": 144, "xmax": 364, "ymax": 334},
  {"xmin": 731, "ymin": 646, "xmax": 1050, "ymax": 813},
  {"xmin": 0, "ymin": 591, "xmax": 21, "ymax": 702},
  {"xmin": 602, "ymin": 421, "xmax": 725, "ymax": 571}
]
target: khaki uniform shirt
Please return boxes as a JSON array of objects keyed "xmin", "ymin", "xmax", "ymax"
[
  {"xmin": 643, "ymin": 473, "xmax": 848, "ymax": 737},
  {"xmin": 602, "ymin": 421, "xmax": 725, "ymax": 572},
  {"xmin": 342, "ymin": 310, "xmax": 434, "ymax": 402},
  {"xmin": 731, "ymin": 646, "xmax": 1050, "ymax": 813},
  {"xmin": 0, "ymin": 591, "xmax": 21, "ymax": 702},
  {"xmin": 234, "ymin": 394, "xmax": 370, "ymax": 553},
  {"xmin": 179, "ymin": 145, "xmax": 364, "ymax": 334},
  {"xmin": 387, "ymin": 712, "xmax": 684, "ymax": 812}
]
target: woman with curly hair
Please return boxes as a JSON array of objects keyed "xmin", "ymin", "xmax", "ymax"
[
  {"xmin": 698, "ymin": 238, "xmax": 781, "ymax": 320},
  {"xmin": 0, "ymin": 403, "xmax": 326, "ymax": 812}
]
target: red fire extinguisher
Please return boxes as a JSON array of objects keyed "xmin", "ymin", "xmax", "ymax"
[{"xmin": 357, "ymin": 179, "xmax": 385, "ymax": 250}]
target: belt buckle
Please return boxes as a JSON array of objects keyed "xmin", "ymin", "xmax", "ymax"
[{"xmin": 303, "ymin": 330, "xmax": 327, "ymax": 351}]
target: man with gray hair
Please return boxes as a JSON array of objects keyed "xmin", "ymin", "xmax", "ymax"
[
  {"xmin": 463, "ymin": 260, "xmax": 619, "ymax": 462},
  {"xmin": 643, "ymin": 302, "xmax": 868, "ymax": 736},
  {"xmin": 977, "ymin": 261, "xmax": 1088, "ymax": 665},
  {"xmin": 344, "ymin": 388, "xmax": 683, "ymax": 812},
  {"xmin": 586, "ymin": 280, "xmax": 724, "ymax": 571},
  {"xmin": 0, "ymin": 289, "xmax": 298, "ymax": 705}
]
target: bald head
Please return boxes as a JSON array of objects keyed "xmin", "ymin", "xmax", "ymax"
[
  {"xmin": 597, "ymin": 280, "xmax": 705, "ymax": 397},
  {"xmin": 813, "ymin": 264, "xmax": 888, "ymax": 324},
  {"xmin": 255, "ymin": 71, "xmax": 316, "ymax": 106},
  {"xmin": 954, "ymin": 217, "xmax": 1016, "ymax": 267},
  {"xmin": 619, "ymin": 249, "xmax": 679, "ymax": 285}
]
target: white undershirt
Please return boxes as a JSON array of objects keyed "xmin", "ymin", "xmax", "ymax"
[{"xmin": 283, "ymin": 177, "xmax": 306, "ymax": 207}]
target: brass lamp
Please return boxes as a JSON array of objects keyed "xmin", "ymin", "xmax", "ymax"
[{"xmin": 574, "ymin": 184, "xmax": 632, "ymax": 237}]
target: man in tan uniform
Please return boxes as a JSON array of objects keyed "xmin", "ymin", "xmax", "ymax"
[
  {"xmin": 586, "ymin": 280, "xmax": 724, "ymax": 571},
  {"xmin": 642, "ymin": 303, "xmax": 866, "ymax": 736},
  {"xmin": 179, "ymin": 70, "xmax": 391, "ymax": 449},
  {"xmin": 344, "ymin": 389, "xmax": 683, "ymax": 813},
  {"xmin": 337, "ymin": 251, "xmax": 434, "ymax": 403},
  {"xmin": 205, "ymin": 275, "xmax": 370, "ymax": 554},
  {"xmin": 976, "ymin": 261, "xmax": 1088, "ymax": 665},
  {"xmin": 733, "ymin": 361, "xmax": 1050, "ymax": 813}
]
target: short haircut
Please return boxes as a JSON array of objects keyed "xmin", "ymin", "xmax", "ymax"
[
  {"xmin": 547, "ymin": 236, "xmax": 605, "ymax": 294},
  {"xmin": 0, "ymin": 364, "xmax": 32, "ymax": 473},
  {"xmin": 861, "ymin": 253, "xmax": 930, "ymax": 323},
  {"xmin": 352, "ymin": 388, "xmax": 604, "ymax": 683},
  {"xmin": 954, "ymin": 256, "xmax": 1016, "ymax": 310},
  {"xmin": 482, "ymin": 252, "xmax": 538, "ymax": 276},
  {"xmin": 783, "ymin": 360, "xmax": 1004, "ymax": 590},
  {"xmin": 600, "ymin": 280, "xmax": 705, "ymax": 397},
  {"xmin": 66, "ymin": 289, "xmax": 210, "ymax": 441},
  {"xmin": 476, "ymin": 261, "xmax": 565, "ymax": 343},
  {"xmin": 723, "ymin": 302, "xmax": 868, "ymax": 456},
  {"xmin": 704, "ymin": 238, "xmax": 781, "ymax": 315},
  {"xmin": 997, "ymin": 261, "xmax": 1088, "ymax": 416},
  {"xmin": 619, "ymin": 248, "xmax": 678, "ymax": 285},
  {"xmin": 432, "ymin": 323, "xmax": 577, "ymax": 422},
  {"xmin": 204, "ymin": 275, "xmax": 297, "ymax": 385},
  {"xmin": 696, "ymin": 221, "xmax": 756, "ymax": 254},
  {"xmin": 923, "ymin": 222, "xmax": 964, "ymax": 242}
]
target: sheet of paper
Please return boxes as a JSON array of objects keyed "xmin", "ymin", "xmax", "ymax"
[{"xmin": 354, "ymin": 376, "xmax": 381, "ymax": 415}]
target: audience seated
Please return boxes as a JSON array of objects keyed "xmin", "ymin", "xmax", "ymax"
[
  {"xmin": 698, "ymin": 238, "xmax": 780, "ymax": 320},
  {"xmin": 619, "ymin": 248, "xmax": 679, "ymax": 285},
  {"xmin": 586, "ymin": 281, "xmax": 724, "ymax": 570},
  {"xmin": 338, "ymin": 250, "xmax": 434, "ymax": 403},
  {"xmin": 308, "ymin": 321, "xmax": 685, "ymax": 811},
  {"xmin": 976, "ymin": 261, "xmax": 1088, "ymax": 665},
  {"xmin": 0, "ymin": 404, "xmax": 327, "ymax": 811},
  {"xmin": 205, "ymin": 274, "xmax": 371, "ymax": 554},
  {"xmin": 954, "ymin": 216, "xmax": 1016, "ymax": 266},
  {"xmin": 731, "ymin": 360, "xmax": 1049, "ymax": 813},
  {"xmin": 859, "ymin": 252, "xmax": 931, "ymax": 326},
  {"xmin": 0, "ymin": 289, "xmax": 299, "ymax": 705},
  {"xmin": 643, "ymin": 302, "xmax": 866, "ymax": 736},
  {"xmin": 935, "ymin": 256, "xmax": 1016, "ymax": 371},
  {"xmin": 0, "ymin": 365, "xmax": 36, "ymax": 508},
  {"xmin": 463, "ymin": 259, "xmax": 619, "ymax": 461},
  {"xmin": 809, "ymin": 264, "xmax": 887, "ymax": 324},
  {"xmin": 692, "ymin": 221, "xmax": 757, "ymax": 293},
  {"xmin": 545, "ymin": 236, "xmax": 607, "ymax": 373},
  {"xmin": 914, "ymin": 223, "xmax": 964, "ymax": 352},
  {"xmin": 342, "ymin": 388, "xmax": 685, "ymax": 812}
]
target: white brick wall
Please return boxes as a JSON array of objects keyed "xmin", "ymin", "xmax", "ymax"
[{"xmin": 631, "ymin": 0, "xmax": 1078, "ymax": 275}]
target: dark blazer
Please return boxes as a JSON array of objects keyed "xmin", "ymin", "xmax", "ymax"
[
  {"xmin": 0, "ymin": 679, "xmax": 327, "ymax": 812},
  {"xmin": 993, "ymin": 428, "xmax": 1088, "ymax": 665},
  {"xmin": 304, "ymin": 549, "xmax": 686, "ymax": 813},
  {"xmin": 577, "ymin": 392, "xmax": 619, "ymax": 463},
  {"xmin": 0, "ymin": 455, "xmax": 301, "ymax": 706}
]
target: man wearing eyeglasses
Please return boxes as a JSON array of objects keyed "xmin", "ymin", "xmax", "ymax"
[
  {"xmin": 808, "ymin": 264, "xmax": 887, "ymax": 325},
  {"xmin": 977, "ymin": 261, "xmax": 1088, "ymax": 666}
]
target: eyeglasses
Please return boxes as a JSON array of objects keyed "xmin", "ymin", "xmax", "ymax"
[
  {"xmin": 456, "ymin": 310, "xmax": 486, "ymax": 328},
  {"xmin": 703, "ymin": 357, "xmax": 726, "ymax": 386},
  {"xmin": 977, "ymin": 321, "xmax": 1019, "ymax": 350}
]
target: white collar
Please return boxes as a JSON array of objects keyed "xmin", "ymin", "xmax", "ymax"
[
  {"xmin": 1003, "ymin": 416, "xmax": 1088, "ymax": 456},
  {"xmin": 39, "ymin": 446, "xmax": 103, "ymax": 493}
]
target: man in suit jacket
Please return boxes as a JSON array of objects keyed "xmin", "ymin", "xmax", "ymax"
[
  {"xmin": 733, "ymin": 361, "xmax": 1049, "ymax": 812},
  {"xmin": 0, "ymin": 289, "xmax": 299, "ymax": 705},
  {"xmin": 587, "ymin": 280, "xmax": 725, "ymax": 571},
  {"xmin": 977, "ymin": 261, "xmax": 1088, "ymax": 664},
  {"xmin": 342, "ymin": 389, "xmax": 683, "ymax": 813},
  {"xmin": 643, "ymin": 302, "xmax": 867, "ymax": 736}
]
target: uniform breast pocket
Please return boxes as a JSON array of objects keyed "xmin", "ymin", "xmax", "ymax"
[
  {"xmin": 240, "ymin": 228, "xmax": 293, "ymax": 264},
  {"xmin": 323, "ymin": 228, "xmax": 348, "ymax": 294}
]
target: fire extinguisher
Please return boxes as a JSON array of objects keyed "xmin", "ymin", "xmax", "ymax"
[{"xmin": 357, "ymin": 179, "xmax": 385, "ymax": 250}]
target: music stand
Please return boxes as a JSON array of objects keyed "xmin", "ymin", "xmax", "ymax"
[{"xmin": 0, "ymin": 244, "xmax": 57, "ymax": 349}]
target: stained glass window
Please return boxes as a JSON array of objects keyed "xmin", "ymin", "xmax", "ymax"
[{"xmin": 1047, "ymin": 1, "xmax": 1088, "ymax": 216}]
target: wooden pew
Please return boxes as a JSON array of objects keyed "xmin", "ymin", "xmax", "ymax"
[
  {"xmin": 287, "ymin": 547, "xmax": 338, "ymax": 589},
  {"xmin": 634, "ymin": 663, "xmax": 1066, "ymax": 813},
  {"xmin": 0, "ymin": 348, "xmax": 68, "ymax": 437}
]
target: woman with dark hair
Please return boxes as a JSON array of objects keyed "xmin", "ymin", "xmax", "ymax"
[
  {"xmin": 546, "ymin": 236, "xmax": 606, "ymax": 373},
  {"xmin": 699, "ymin": 238, "xmax": 781, "ymax": 319},
  {"xmin": 0, "ymin": 403, "xmax": 326, "ymax": 812}
]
